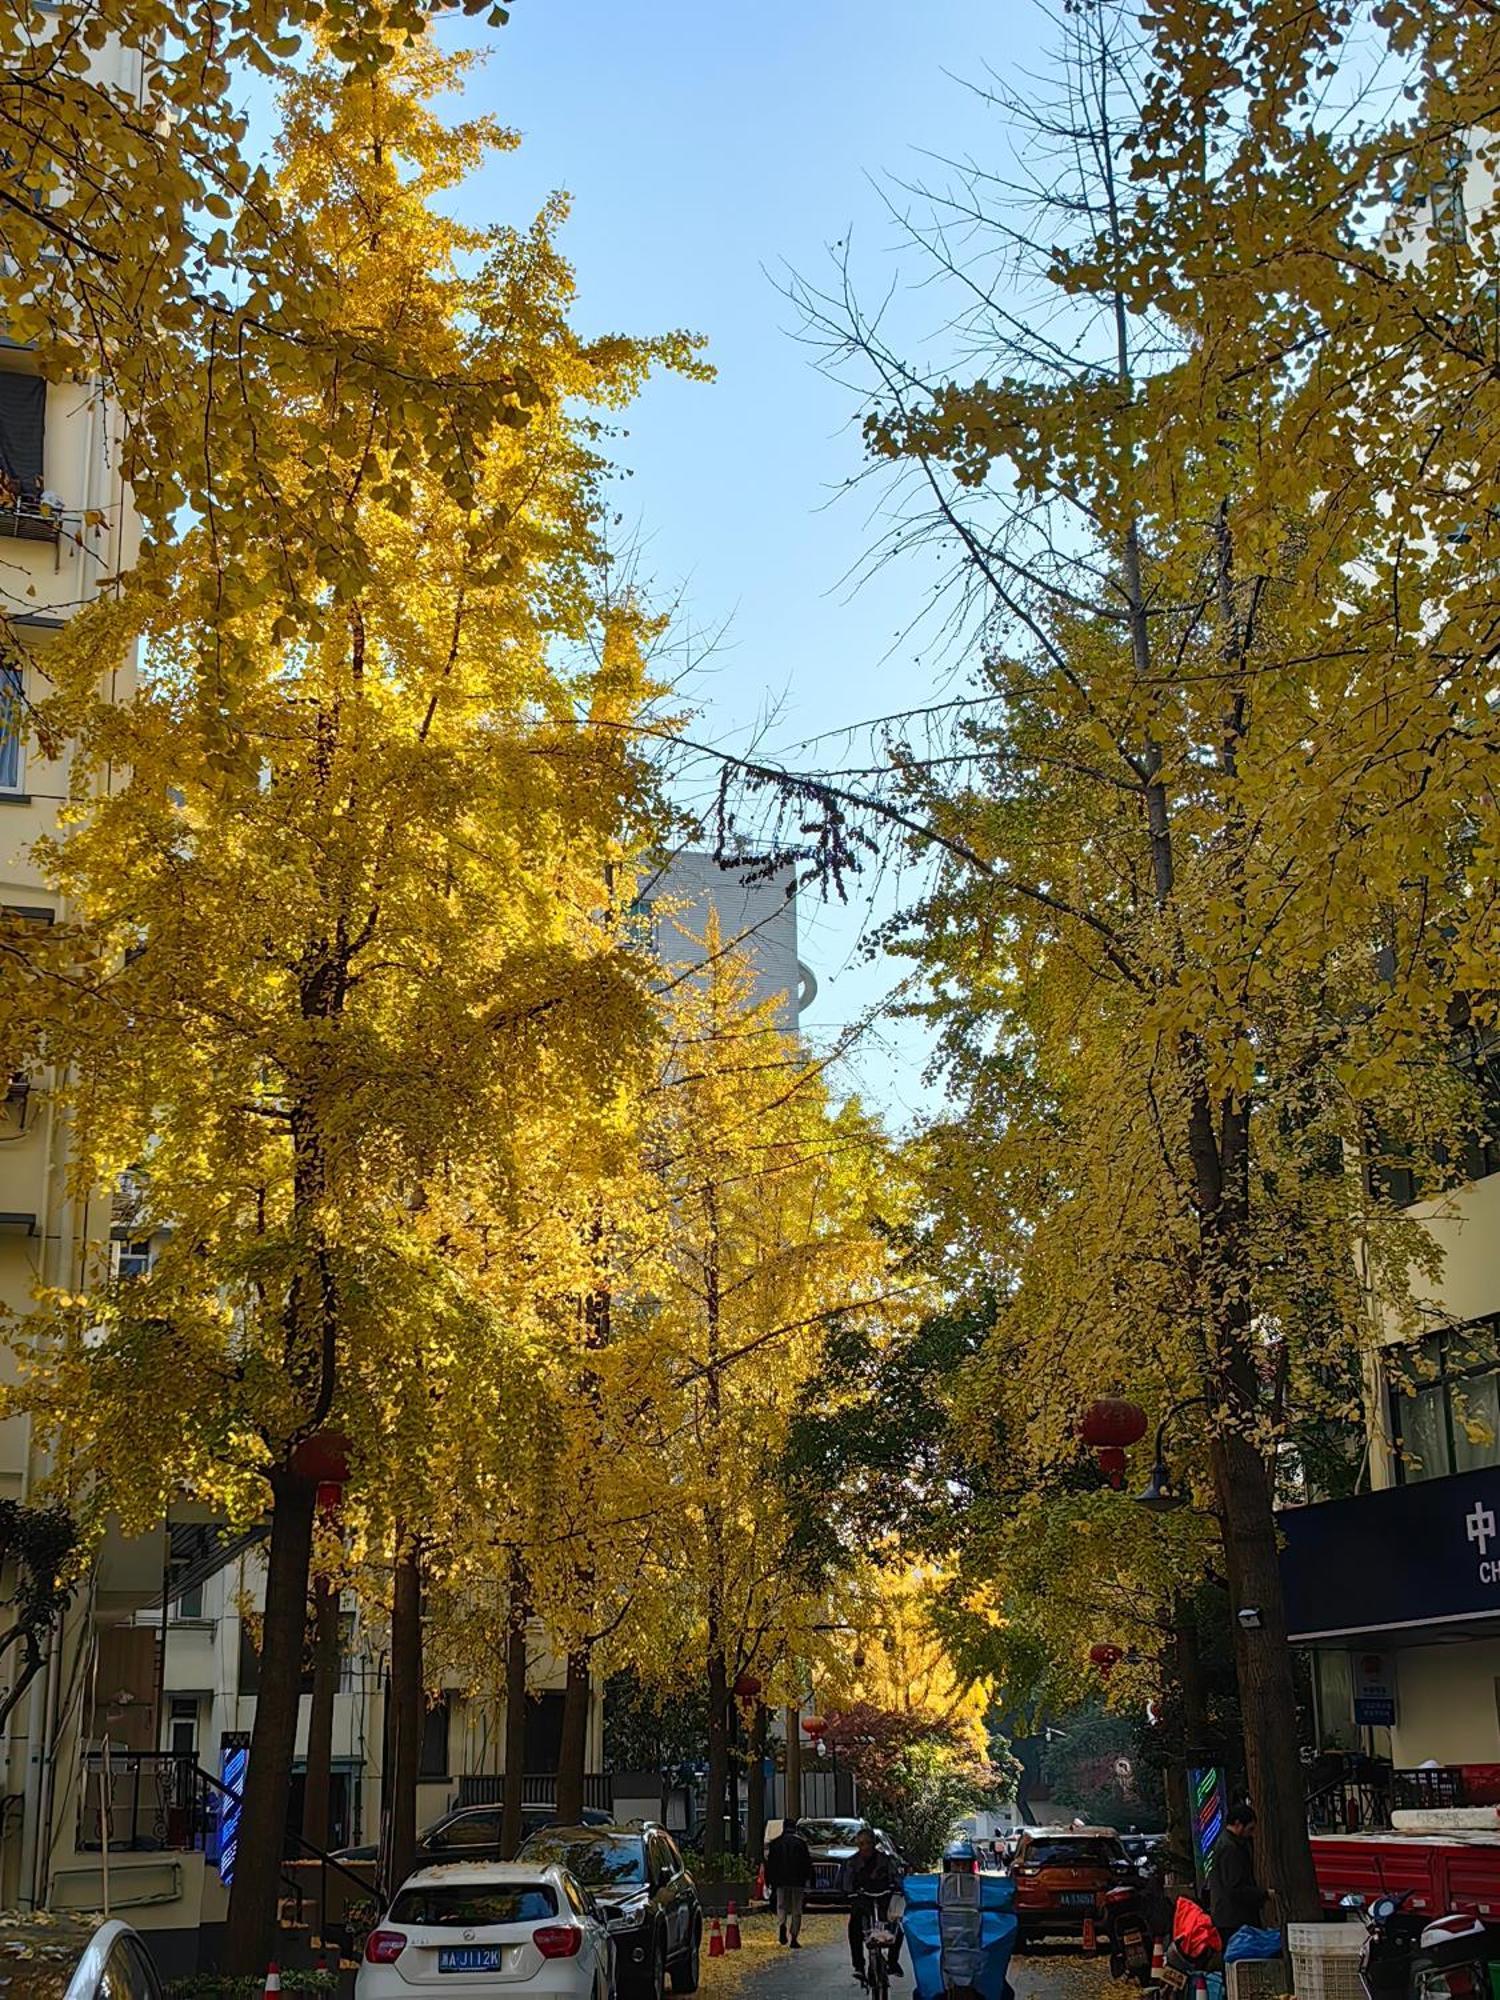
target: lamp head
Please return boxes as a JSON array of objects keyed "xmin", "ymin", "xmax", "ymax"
[{"xmin": 1135, "ymin": 1459, "xmax": 1188, "ymax": 1512}]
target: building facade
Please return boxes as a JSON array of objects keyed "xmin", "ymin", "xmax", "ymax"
[
  {"xmin": 1282, "ymin": 1152, "xmax": 1500, "ymax": 1787},
  {"xmin": 0, "ymin": 194, "xmax": 160, "ymax": 1926}
]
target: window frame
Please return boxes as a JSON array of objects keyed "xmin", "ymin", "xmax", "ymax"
[
  {"xmin": 1389, "ymin": 1317, "xmax": 1500, "ymax": 1484},
  {"xmin": 0, "ymin": 660, "xmax": 23, "ymax": 794}
]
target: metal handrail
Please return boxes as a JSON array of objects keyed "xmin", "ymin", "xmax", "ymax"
[{"xmin": 1305, "ymin": 1773, "xmax": 1392, "ymax": 1833}]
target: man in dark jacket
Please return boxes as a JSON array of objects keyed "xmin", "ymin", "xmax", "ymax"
[
  {"xmin": 764, "ymin": 1818, "xmax": 815, "ymax": 1947},
  {"xmin": 842, "ymin": 1828, "xmax": 904, "ymax": 1981},
  {"xmin": 1208, "ymin": 1802, "xmax": 1267, "ymax": 1942}
]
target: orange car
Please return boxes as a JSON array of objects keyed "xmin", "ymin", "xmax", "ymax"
[{"xmin": 1009, "ymin": 1827, "xmax": 1135, "ymax": 1943}]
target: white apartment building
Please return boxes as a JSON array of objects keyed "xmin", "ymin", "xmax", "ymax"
[{"xmin": 0, "ymin": 143, "xmax": 170, "ymax": 1933}]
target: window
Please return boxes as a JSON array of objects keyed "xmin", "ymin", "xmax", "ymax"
[
  {"xmin": 1368, "ymin": 1041, "xmax": 1500, "ymax": 1205},
  {"xmin": 561, "ymin": 1875, "xmax": 588, "ymax": 1917},
  {"xmin": 101, "ymin": 1935, "xmax": 161, "ymax": 2000},
  {"xmin": 169, "ymin": 1696, "xmax": 198, "ymax": 1759},
  {"xmin": 337, "ymin": 1607, "xmax": 358, "ymax": 1693},
  {"xmin": 172, "ymin": 1576, "xmax": 204, "ymax": 1621},
  {"xmin": 624, "ymin": 897, "xmax": 658, "ymax": 955},
  {"xmin": 520, "ymin": 1833, "xmax": 647, "ymax": 1888},
  {"xmin": 111, "ymin": 1238, "xmax": 152, "ymax": 1280},
  {"xmin": 419, "ymin": 1693, "xmax": 450, "ymax": 1779},
  {"xmin": 1020, "ymin": 1836, "xmax": 1127, "ymax": 1867},
  {"xmin": 0, "ymin": 663, "xmax": 21, "ymax": 793},
  {"xmin": 1309, "ymin": 1650, "xmax": 1359, "ymax": 1752},
  {"xmin": 0, "ymin": 373, "xmax": 44, "ymax": 499},
  {"xmin": 428, "ymin": 1810, "xmax": 501, "ymax": 1853},
  {"xmin": 648, "ymin": 1831, "xmax": 677, "ymax": 1882},
  {"xmin": 389, "ymin": 1884, "xmax": 557, "ymax": 1927},
  {"xmin": 1389, "ymin": 1321, "xmax": 1500, "ymax": 1482}
]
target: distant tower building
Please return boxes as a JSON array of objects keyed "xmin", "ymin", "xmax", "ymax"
[{"xmin": 637, "ymin": 849, "xmax": 818, "ymax": 1026}]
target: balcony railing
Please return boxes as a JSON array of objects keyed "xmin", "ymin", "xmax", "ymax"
[
  {"xmin": 0, "ymin": 492, "xmax": 60, "ymax": 543},
  {"xmin": 78, "ymin": 1749, "xmax": 208, "ymax": 1852}
]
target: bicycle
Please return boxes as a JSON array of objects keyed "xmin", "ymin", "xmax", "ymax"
[{"xmin": 854, "ymin": 1887, "xmax": 899, "ymax": 2000}]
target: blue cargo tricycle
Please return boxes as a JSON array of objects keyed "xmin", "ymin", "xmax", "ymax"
[{"xmin": 903, "ymin": 1870, "xmax": 1018, "ymax": 2000}]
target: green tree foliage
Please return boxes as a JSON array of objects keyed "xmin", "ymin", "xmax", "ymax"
[{"xmin": 824, "ymin": 1700, "xmax": 997, "ymax": 1869}]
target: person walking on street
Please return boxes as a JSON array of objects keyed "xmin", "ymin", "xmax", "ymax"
[
  {"xmin": 765, "ymin": 1817, "xmax": 815, "ymax": 1948},
  {"xmin": 842, "ymin": 1828, "xmax": 904, "ymax": 1982},
  {"xmin": 1209, "ymin": 1802, "xmax": 1267, "ymax": 1943}
]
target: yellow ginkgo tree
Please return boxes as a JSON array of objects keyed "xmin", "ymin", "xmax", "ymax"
[
  {"xmin": 1, "ymin": 43, "xmax": 698, "ymax": 1970},
  {"xmin": 624, "ymin": 918, "xmax": 912, "ymax": 1861}
]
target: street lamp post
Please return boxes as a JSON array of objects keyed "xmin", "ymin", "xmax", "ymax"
[{"xmin": 1133, "ymin": 1396, "xmax": 1211, "ymax": 1513}]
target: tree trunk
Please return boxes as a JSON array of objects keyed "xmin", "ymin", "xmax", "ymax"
[
  {"xmin": 727, "ymin": 1698, "xmax": 740, "ymax": 1856},
  {"xmin": 1165, "ymin": 1760, "xmax": 1190, "ymax": 1873},
  {"xmin": 224, "ymin": 1466, "xmax": 317, "ymax": 1974},
  {"xmin": 301, "ymin": 1573, "xmax": 340, "ymax": 1854},
  {"xmin": 784, "ymin": 1706, "xmax": 802, "ymax": 1822},
  {"xmin": 1182, "ymin": 1087, "xmax": 1318, "ymax": 1923},
  {"xmin": 387, "ymin": 1528, "xmax": 422, "ymax": 1897},
  {"xmin": 501, "ymin": 1561, "xmax": 530, "ymax": 1860},
  {"xmin": 1209, "ymin": 1425, "xmax": 1318, "ymax": 1920},
  {"xmin": 747, "ymin": 1704, "xmax": 768, "ymax": 1863},
  {"xmin": 1175, "ymin": 1595, "xmax": 1208, "ymax": 1767},
  {"xmin": 703, "ymin": 1651, "xmax": 729, "ymax": 1862},
  {"xmin": 555, "ymin": 1646, "xmax": 591, "ymax": 1826}
]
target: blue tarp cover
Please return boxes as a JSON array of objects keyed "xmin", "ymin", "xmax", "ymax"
[{"xmin": 904, "ymin": 1873, "xmax": 1017, "ymax": 2000}]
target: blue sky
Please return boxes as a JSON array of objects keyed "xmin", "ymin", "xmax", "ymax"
[{"xmin": 440, "ymin": 0, "xmax": 1040, "ymax": 1125}]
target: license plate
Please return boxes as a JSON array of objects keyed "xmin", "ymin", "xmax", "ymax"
[
  {"xmin": 439, "ymin": 1947, "xmax": 502, "ymax": 1972},
  {"xmin": 1160, "ymin": 1967, "xmax": 1188, "ymax": 1991},
  {"xmin": 1060, "ymin": 1893, "xmax": 1096, "ymax": 1908}
]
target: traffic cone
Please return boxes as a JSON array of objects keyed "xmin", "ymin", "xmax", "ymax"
[
  {"xmin": 1083, "ymin": 1918, "xmax": 1097, "ymax": 1953},
  {"xmin": 725, "ymin": 1903, "xmax": 741, "ymax": 1951},
  {"xmin": 709, "ymin": 1918, "xmax": 725, "ymax": 1959},
  {"xmin": 1150, "ymin": 1939, "xmax": 1166, "ymax": 1991},
  {"xmin": 263, "ymin": 1966, "xmax": 281, "ymax": 2000}
]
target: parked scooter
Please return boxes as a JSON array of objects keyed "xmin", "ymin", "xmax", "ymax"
[
  {"xmin": 1341, "ymin": 1892, "xmax": 1428, "ymax": 2000},
  {"xmin": 1102, "ymin": 1883, "xmax": 1154, "ymax": 1985},
  {"xmin": 1158, "ymin": 1897, "xmax": 1223, "ymax": 1992},
  {"xmin": 1342, "ymin": 1891, "xmax": 1500, "ymax": 2000}
]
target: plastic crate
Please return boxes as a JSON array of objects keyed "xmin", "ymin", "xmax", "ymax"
[
  {"xmin": 1288, "ymin": 1922, "xmax": 1365, "ymax": 2000},
  {"xmin": 1227, "ymin": 1958, "xmax": 1291, "ymax": 2000}
]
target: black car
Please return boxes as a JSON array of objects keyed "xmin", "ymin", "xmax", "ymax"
[
  {"xmin": 796, "ymin": 1817, "xmax": 905, "ymax": 1902},
  {"xmin": 331, "ymin": 1801, "xmax": 613, "ymax": 1865},
  {"xmin": 518, "ymin": 1823, "xmax": 702, "ymax": 2000},
  {"xmin": 682, "ymin": 1814, "xmax": 747, "ymax": 1854}
]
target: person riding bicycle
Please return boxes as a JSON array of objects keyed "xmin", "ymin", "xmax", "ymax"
[{"xmin": 841, "ymin": 1828, "xmax": 904, "ymax": 1983}]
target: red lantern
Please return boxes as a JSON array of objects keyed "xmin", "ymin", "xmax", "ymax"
[
  {"xmin": 290, "ymin": 1428, "xmax": 353, "ymax": 1487},
  {"xmin": 1096, "ymin": 1444, "xmax": 1127, "ymax": 1489},
  {"xmin": 733, "ymin": 1673, "xmax": 763, "ymax": 1702},
  {"xmin": 1089, "ymin": 1643, "xmax": 1124, "ymax": 1677},
  {"xmin": 1079, "ymin": 1400, "xmax": 1148, "ymax": 1450},
  {"xmin": 801, "ymin": 1714, "xmax": 828, "ymax": 1741}
]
